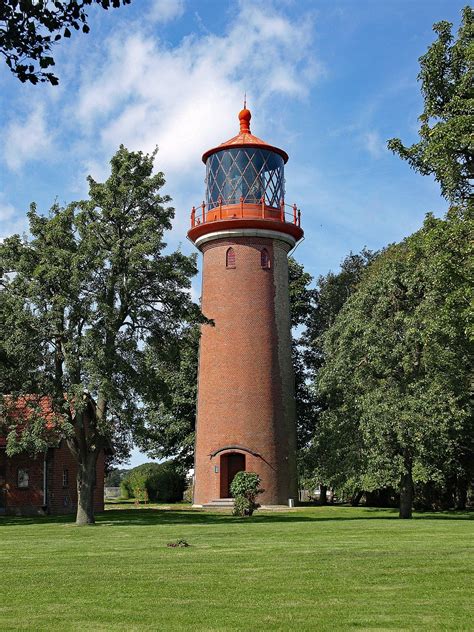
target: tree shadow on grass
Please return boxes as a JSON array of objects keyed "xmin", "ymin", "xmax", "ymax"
[{"xmin": 0, "ymin": 506, "xmax": 472, "ymax": 528}]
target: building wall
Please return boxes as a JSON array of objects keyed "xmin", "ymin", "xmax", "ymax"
[
  {"xmin": 0, "ymin": 450, "xmax": 45, "ymax": 514},
  {"xmin": 47, "ymin": 444, "xmax": 105, "ymax": 515},
  {"xmin": 193, "ymin": 235, "xmax": 298, "ymax": 505},
  {"xmin": 0, "ymin": 445, "xmax": 105, "ymax": 516}
]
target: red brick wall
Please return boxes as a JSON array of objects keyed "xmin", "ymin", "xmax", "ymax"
[
  {"xmin": 193, "ymin": 235, "xmax": 298, "ymax": 505},
  {"xmin": 0, "ymin": 445, "xmax": 105, "ymax": 516},
  {"xmin": 48, "ymin": 444, "xmax": 105, "ymax": 515},
  {"xmin": 1, "ymin": 450, "xmax": 45, "ymax": 514}
]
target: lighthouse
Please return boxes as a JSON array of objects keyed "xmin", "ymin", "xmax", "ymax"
[{"xmin": 188, "ymin": 105, "xmax": 303, "ymax": 506}]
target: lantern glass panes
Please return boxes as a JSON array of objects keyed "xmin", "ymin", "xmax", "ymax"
[{"xmin": 206, "ymin": 148, "xmax": 284, "ymax": 209}]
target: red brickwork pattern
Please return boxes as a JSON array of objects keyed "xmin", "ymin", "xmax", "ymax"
[
  {"xmin": 0, "ymin": 445, "xmax": 104, "ymax": 516},
  {"xmin": 194, "ymin": 235, "xmax": 298, "ymax": 505}
]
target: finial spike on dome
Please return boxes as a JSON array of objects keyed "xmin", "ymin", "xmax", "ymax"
[{"xmin": 238, "ymin": 98, "xmax": 251, "ymax": 134}]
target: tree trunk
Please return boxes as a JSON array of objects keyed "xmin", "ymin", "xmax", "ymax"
[
  {"xmin": 319, "ymin": 485, "xmax": 327, "ymax": 506},
  {"xmin": 351, "ymin": 490, "xmax": 363, "ymax": 507},
  {"xmin": 76, "ymin": 452, "xmax": 97, "ymax": 526},
  {"xmin": 455, "ymin": 479, "xmax": 468, "ymax": 511},
  {"xmin": 399, "ymin": 461, "xmax": 414, "ymax": 519}
]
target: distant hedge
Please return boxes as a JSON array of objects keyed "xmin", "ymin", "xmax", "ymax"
[{"xmin": 120, "ymin": 461, "xmax": 186, "ymax": 502}]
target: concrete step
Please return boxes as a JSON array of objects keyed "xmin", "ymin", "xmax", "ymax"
[{"xmin": 202, "ymin": 498, "xmax": 235, "ymax": 508}]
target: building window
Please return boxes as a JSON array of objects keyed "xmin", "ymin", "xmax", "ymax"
[
  {"xmin": 17, "ymin": 468, "xmax": 29, "ymax": 488},
  {"xmin": 261, "ymin": 248, "xmax": 270, "ymax": 269},
  {"xmin": 62, "ymin": 468, "xmax": 69, "ymax": 488},
  {"xmin": 226, "ymin": 247, "xmax": 236, "ymax": 268}
]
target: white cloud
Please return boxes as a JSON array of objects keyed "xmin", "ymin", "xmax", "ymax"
[
  {"xmin": 150, "ymin": 0, "xmax": 185, "ymax": 23},
  {"xmin": 0, "ymin": 1, "xmax": 320, "ymax": 247},
  {"xmin": 0, "ymin": 198, "xmax": 28, "ymax": 241},
  {"xmin": 3, "ymin": 106, "xmax": 53, "ymax": 171},
  {"xmin": 362, "ymin": 130, "xmax": 386, "ymax": 159},
  {"xmin": 74, "ymin": 1, "xmax": 320, "ymax": 178}
]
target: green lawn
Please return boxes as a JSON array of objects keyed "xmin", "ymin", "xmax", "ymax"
[{"xmin": 0, "ymin": 506, "xmax": 472, "ymax": 631}]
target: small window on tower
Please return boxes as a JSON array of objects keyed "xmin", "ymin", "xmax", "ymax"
[
  {"xmin": 226, "ymin": 247, "xmax": 236, "ymax": 268},
  {"xmin": 261, "ymin": 248, "xmax": 270, "ymax": 269},
  {"xmin": 62, "ymin": 468, "xmax": 69, "ymax": 488}
]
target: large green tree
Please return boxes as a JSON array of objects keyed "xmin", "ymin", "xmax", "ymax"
[
  {"xmin": 137, "ymin": 324, "xmax": 200, "ymax": 470},
  {"xmin": 318, "ymin": 209, "xmax": 473, "ymax": 518},
  {"xmin": 388, "ymin": 6, "xmax": 473, "ymax": 206},
  {"xmin": 299, "ymin": 250, "xmax": 377, "ymax": 502},
  {"xmin": 1, "ymin": 0, "xmax": 131, "ymax": 85},
  {"xmin": 0, "ymin": 145, "xmax": 201, "ymax": 525}
]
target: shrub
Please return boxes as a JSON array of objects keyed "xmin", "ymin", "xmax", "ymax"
[
  {"xmin": 231, "ymin": 471, "xmax": 263, "ymax": 517},
  {"xmin": 121, "ymin": 461, "xmax": 186, "ymax": 502},
  {"xmin": 120, "ymin": 481, "xmax": 130, "ymax": 499}
]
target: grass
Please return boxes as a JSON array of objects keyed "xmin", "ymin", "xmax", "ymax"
[{"xmin": 0, "ymin": 506, "xmax": 472, "ymax": 631}]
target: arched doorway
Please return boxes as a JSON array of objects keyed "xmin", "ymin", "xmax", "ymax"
[{"xmin": 220, "ymin": 452, "xmax": 245, "ymax": 498}]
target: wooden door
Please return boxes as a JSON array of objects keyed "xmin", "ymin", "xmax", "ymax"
[{"xmin": 221, "ymin": 453, "xmax": 245, "ymax": 498}]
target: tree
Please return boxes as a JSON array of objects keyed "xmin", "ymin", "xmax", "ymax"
[
  {"xmin": 388, "ymin": 7, "xmax": 474, "ymax": 206},
  {"xmin": 299, "ymin": 250, "xmax": 377, "ymax": 502},
  {"xmin": 0, "ymin": 145, "xmax": 202, "ymax": 525},
  {"xmin": 120, "ymin": 461, "xmax": 186, "ymax": 503},
  {"xmin": 104, "ymin": 467, "xmax": 128, "ymax": 487},
  {"xmin": 318, "ymin": 209, "xmax": 472, "ymax": 518},
  {"xmin": 137, "ymin": 325, "xmax": 200, "ymax": 470},
  {"xmin": 288, "ymin": 258, "xmax": 318, "ymax": 450},
  {"xmin": 0, "ymin": 0, "xmax": 131, "ymax": 85}
]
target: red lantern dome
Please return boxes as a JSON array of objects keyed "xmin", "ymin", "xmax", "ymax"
[{"xmin": 189, "ymin": 106, "xmax": 301, "ymax": 248}]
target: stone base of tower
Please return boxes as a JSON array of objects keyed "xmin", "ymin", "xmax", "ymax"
[{"xmin": 192, "ymin": 231, "xmax": 299, "ymax": 508}]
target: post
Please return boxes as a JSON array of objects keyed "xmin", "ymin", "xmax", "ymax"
[
  {"xmin": 280, "ymin": 199, "xmax": 285, "ymax": 222},
  {"xmin": 191, "ymin": 206, "xmax": 196, "ymax": 228},
  {"xmin": 218, "ymin": 196, "xmax": 222, "ymax": 220},
  {"xmin": 297, "ymin": 208, "xmax": 301, "ymax": 227},
  {"xmin": 202, "ymin": 201, "xmax": 206, "ymax": 224},
  {"xmin": 293, "ymin": 203, "xmax": 297, "ymax": 225},
  {"xmin": 261, "ymin": 195, "xmax": 265, "ymax": 218},
  {"xmin": 240, "ymin": 196, "xmax": 244, "ymax": 217}
]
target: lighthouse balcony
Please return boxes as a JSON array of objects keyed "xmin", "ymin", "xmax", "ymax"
[
  {"xmin": 190, "ymin": 198, "xmax": 301, "ymax": 228},
  {"xmin": 187, "ymin": 199, "xmax": 303, "ymax": 245}
]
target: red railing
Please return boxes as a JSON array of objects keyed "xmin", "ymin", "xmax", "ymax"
[{"xmin": 190, "ymin": 197, "xmax": 301, "ymax": 229}]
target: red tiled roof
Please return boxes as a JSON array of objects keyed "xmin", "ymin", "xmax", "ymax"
[
  {"xmin": 0, "ymin": 395, "xmax": 64, "ymax": 447},
  {"xmin": 202, "ymin": 106, "xmax": 288, "ymax": 163}
]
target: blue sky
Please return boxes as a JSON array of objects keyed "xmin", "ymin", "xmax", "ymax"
[{"xmin": 0, "ymin": 0, "xmax": 465, "ymax": 466}]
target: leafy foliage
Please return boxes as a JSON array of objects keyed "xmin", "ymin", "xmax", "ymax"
[
  {"xmin": 121, "ymin": 461, "xmax": 186, "ymax": 503},
  {"xmin": 104, "ymin": 467, "xmax": 128, "ymax": 487},
  {"xmin": 317, "ymin": 208, "xmax": 473, "ymax": 517},
  {"xmin": 288, "ymin": 258, "xmax": 318, "ymax": 449},
  {"xmin": 231, "ymin": 471, "xmax": 263, "ymax": 517},
  {"xmin": 388, "ymin": 7, "xmax": 474, "ymax": 205},
  {"xmin": 298, "ymin": 250, "xmax": 377, "ymax": 488},
  {"xmin": 0, "ymin": 0, "xmax": 131, "ymax": 85},
  {"xmin": 0, "ymin": 145, "xmax": 202, "ymax": 524},
  {"xmin": 136, "ymin": 325, "xmax": 200, "ymax": 469}
]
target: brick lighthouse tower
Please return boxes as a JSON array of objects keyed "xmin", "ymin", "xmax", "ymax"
[{"xmin": 188, "ymin": 104, "xmax": 303, "ymax": 506}]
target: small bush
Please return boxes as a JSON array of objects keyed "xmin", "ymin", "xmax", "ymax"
[
  {"xmin": 231, "ymin": 471, "xmax": 263, "ymax": 517},
  {"xmin": 183, "ymin": 484, "xmax": 193, "ymax": 504}
]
